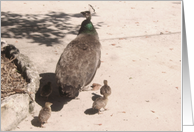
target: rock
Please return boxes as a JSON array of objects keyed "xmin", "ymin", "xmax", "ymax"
[
  {"xmin": 1, "ymin": 44, "xmax": 40, "ymax": 131},
  {"xmin": 1, "ymin": 94, "xmax": 29, "ymax": 131}
]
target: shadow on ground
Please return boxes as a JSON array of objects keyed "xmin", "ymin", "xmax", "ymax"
[
  {"xmin": 1, "ymin": 11, "xmax": 104, "ymax": 46},
  {"xmin": 35, "ymin": 72, "xmax": 74, "ymax": 112},
  {"xmin": 84, "ymin": 108, "xmax": 99, "ymax": 115},
  {"xmin": 31, "ymin": 116, "xmax": 40, "ymax": 127}
]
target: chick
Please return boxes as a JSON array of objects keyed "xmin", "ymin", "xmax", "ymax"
[
  {"xmin": 100, "ymin": 80, "xmax": 111, "ymax": 97},
  {"xmin": 92, "ymin": 96, "xmax": 108, "ymax": 114},
  {"xmin": 38, "ymin": 102, "xmax": 53, "ymax": 127},
  {"xmin": 40, "ymin": 82, "xmax": 52, "ymax": 100}
]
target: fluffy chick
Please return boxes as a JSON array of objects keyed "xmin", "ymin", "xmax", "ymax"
[
  {"xmin": 100, "ymin": 80, "xmax": 111, "ymax": 97},
  {"xmin": 92, "ymin": 96, "xmax": 108, "ymax": 114},
  {"xmin": 40, "ymin": 82, "xmax": 52, "ymax": 100},
  {"xmin": 38, "ymin": 102, "xmax": 53, "ymax": 127}
]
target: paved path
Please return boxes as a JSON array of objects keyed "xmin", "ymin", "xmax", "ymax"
[{"xmin": 1, "ymin": 1, "xmax": 181, "ymax": 131}]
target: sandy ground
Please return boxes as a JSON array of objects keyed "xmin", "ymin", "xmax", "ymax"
[{"xmin": 1, "ymin": 1, "xmax": 181, "ymax": 131}]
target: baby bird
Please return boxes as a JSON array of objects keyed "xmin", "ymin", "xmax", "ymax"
[
  {"xmin": 40, "ymin": 82, "xmax": 52, "ymax": 100},
  {"xmin": 38, "ymin": 102, "xmax": 53, "ymax": 128},
  {"xmin": 92, "ymin": 95, "xmax": 108, "ymax": 114},
  {"xmin": 100, "ymin": 80, "xmax": 111, "ymax": 97},
  {"xmin": 93, "ymin": 80, "xmax": 111, "ymax": 114}
]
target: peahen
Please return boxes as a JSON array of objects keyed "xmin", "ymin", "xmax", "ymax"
[{"xmin": 55, "ymin": 5, "xmax": 101, "ymax": 98}]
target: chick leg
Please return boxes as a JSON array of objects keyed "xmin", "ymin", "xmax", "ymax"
[
  {"xmin": 40, "ymin": 123, "xmax": 44, "ymax": 128},
  {"xmin": 103, "ymin": 107, "xmax": 108, "ymax": 111},
  {"xmin": 98, "ymin": 110, "xmax": 103, "ymax": 114},
  {"xmin": 80, "ymin": 86, "xmax": 90, "ymax": 91}
]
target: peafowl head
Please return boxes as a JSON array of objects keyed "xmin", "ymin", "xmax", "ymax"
[{"xmin": 78, "ymin": 4, "xmax": 97, "ymax": 35}]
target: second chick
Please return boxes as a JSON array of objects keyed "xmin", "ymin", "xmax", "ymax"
[
  {"xmin": 92, "ymin": 95, "xmax": 108, "ymax": 114},
  {"xmin": 100, "ymin": 80, "xmax": 111, "ymax": 97},
  {"xmin": 40, "ymin": 82, "xmax": 52, "ymax": 100}
]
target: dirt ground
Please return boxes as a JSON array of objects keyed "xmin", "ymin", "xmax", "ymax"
[{"xmin": 1, "ymin": 1, "xmax": 181, "ymax": 131}]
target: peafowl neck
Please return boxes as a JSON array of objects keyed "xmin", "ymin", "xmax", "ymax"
[{"xmin": 78, "ymin": 19, "xmax": 97, "ymax": 35}]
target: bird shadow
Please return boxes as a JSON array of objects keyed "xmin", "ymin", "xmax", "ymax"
[
  {"xmin": 84, "ymin": 108, "xmax": 98, "ymax": 115},
  {"xmin": 35, "ymin": 72, "xmax": 74, "ymax": 112},
  {"xmin": 31, "ymin": 116, "xmax": 40, "ymax": 127},
  {"xmin": 84, "ymin": 92, "xmax": 102, "ymax": 115}
]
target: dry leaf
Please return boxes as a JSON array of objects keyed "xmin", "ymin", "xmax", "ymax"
[
  {"xmin": 151, "ymin": 110, "xmax": 155, "ymax": 113},
  {"xmin": 175, "ymin": 87, "xmax": 178, "ymax": 89},
  {"xmin": 118, "ymin": 111, "xmax": 126, "ymax": 113},
  {"xmin": 95, "ymin": 124, "xmax": 102, "ymax": 126},
  {"xmin": 91, "ymin": 83, "xmax": 101, "ymax": 91},
  {"xmin": 119, "ymin": 38, "xmax": 125, "ymax": 40},
  {"xmin": 111, "ymin": 44, "xmax": 116, "ymax": 46},
  {"xmin": 160, "ymin": 32, "xmax": 163, "ymax": 35},
  {"xmin": 132, "ymin": 60, "xmax": 136, "ymax": 62},
  {"xmin": 110, "ymin": 114, "xmax": 113, "ymax": 116},
  {"xmin": 169, "ymin": 48, "xmax": 173, "ymax": 50}
]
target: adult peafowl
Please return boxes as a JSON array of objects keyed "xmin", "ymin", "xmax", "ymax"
[{"xmin": 55, "ymin": 5, "xmax": 101, "ymax": 98}]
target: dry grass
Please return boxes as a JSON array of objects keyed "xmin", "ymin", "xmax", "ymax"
[{"xmin": 1, "ymin": 53, "xmax": 28, "ymax": 101}]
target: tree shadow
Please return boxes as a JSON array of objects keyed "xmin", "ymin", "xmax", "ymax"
[
  {"xmin": 35, "ymin": 72, "xmax": 74, "ymax": 112},
  {"xmin": 1, "ymin": 11, "xmax": 104, "ymax": 46}
]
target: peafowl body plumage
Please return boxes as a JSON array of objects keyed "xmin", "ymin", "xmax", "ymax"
[{"xmin": 55, "ymin": 7, "xmax": 101, "ymax": 98}]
